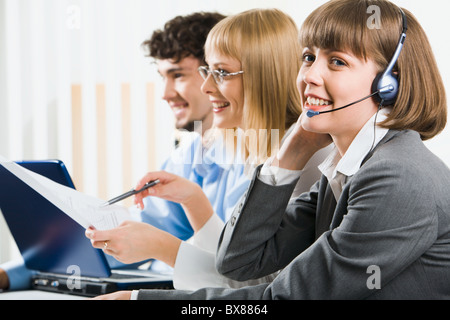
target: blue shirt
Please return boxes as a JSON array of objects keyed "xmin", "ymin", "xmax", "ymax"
[
  {"xmin": 2, "ymin": 132, "xmax": 250, "ymax": 290},
  {"xmin": 139, "ymin": 132, "xmax": 249, "ymax": 240}
]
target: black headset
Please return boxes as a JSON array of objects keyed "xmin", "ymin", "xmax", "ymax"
[{"xmin": 371, "ymin": 8, "xmax": 407, "ymax": 106}]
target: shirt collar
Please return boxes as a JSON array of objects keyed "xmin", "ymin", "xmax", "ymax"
[{"xmin": 319, "ymin": 108, "xmax": 390, "ymax": 181}]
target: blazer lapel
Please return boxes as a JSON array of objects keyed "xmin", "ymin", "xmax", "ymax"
[
  {"xmin": 361, "ymin": 129, "xmax": 399, "ymax": 167},
  {"xmin": 317, "ymin": 130, "xmax": 400, "ymax": 234},
  {"xmin": 315, "ymin": 176, "xmax": 337, "ymax": 237}
]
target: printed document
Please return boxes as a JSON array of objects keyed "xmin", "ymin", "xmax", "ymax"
[{"xmin": 0, "ymin": 155, "xmax": 131, "ymax": 230}]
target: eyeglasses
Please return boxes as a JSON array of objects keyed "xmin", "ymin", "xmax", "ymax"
[{"xmin": 198, "ymin": 66, "xmax": 244, "ymax": 85}]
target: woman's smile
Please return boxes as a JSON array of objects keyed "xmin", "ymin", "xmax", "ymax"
[
  {"xmin": 211, "ymin": 100, "xmax": 231, "ymax": 113},
  {"xmin": 304, "ymin": 94, "xmax": 334, "ymax": 112}
]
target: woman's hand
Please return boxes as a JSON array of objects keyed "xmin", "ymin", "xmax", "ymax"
[
  {"xmin": 275, "ymin": 114, "xmax": 332, "ymax": 170},
  {"xmin": 91, "ymin": 291, "xmax": 132, "ymax": 300},
  {"xmin": 85, "ymin": 221, "xmax": 181, "ymax": 267},
  {"xmin": 0, "ymin": 268, "xmax": 9, "ymax": 290},
  {"xmin": 133, "ymin": 171, "xmax": 214, "ymax": 232},
  {"xmin": 133, "ymin": 171, "xmax": 201, "ymax": 210}
]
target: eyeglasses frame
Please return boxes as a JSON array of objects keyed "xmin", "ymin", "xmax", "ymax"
[{"xmin": 198, "ymin": 66, "xmax": 244, "ymax": 85}]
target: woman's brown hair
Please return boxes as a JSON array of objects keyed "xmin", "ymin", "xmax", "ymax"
[{"xmin": 300, "ymin": 0, "xmax": 447, "ymax": 140}]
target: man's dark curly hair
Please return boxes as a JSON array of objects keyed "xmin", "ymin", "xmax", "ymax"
[{"xmin": 142, "ymin": 12, "xmax": 226, "ymax": 63}]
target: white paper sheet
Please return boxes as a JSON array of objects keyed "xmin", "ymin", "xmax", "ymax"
[{"xmin": 0, "ymin": 155, "xmax": 131, "ymax": 230}]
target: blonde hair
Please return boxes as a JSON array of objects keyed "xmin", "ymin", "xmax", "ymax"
[
  {"xmin": 300, "ymin": 0, "xmax": 447, "ymax": 140},
  {"xmin": 205, "ymin": 8, "xmax": 302, "ymax": 164}
]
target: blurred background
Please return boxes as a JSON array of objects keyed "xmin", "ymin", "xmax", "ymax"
[{"xmin": 1, "ymin": 0, "xmax": 449, "ymax": 264}]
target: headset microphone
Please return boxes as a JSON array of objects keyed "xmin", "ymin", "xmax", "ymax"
[{"xmin": 306, "ymin": 85, "xmax": 393, "ymax": 118}]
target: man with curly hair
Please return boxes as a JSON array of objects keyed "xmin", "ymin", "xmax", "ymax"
[
  {"xmin": 142, "ymin": 12, "xmax": 224, "ymax": 134},
  {"xmin": 1, "ymin": 12, "xmax": 252, "ymax": 292}
]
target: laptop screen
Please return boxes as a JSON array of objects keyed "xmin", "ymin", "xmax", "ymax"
[{"xmin": 0, "ymin": 160, "xmax": 111, "ymax": 278}]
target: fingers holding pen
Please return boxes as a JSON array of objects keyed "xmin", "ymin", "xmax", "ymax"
[
  {"xmin": 133, "ymin": 171, "xmax": 171, "ymax": 208},
  {"xmin": 133, "ymin": 171, "xmax": 197, "ymax": 208},
  {"xmin": 135, "ymin": 171, "xmax": 175, "ymax": 190}
]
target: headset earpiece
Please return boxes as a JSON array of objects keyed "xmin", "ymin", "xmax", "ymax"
[
  {"xmin": 371, "ymin": 8, "xmax": 407, "ymax": 107},
  {"xmin": 371, "ymin": 71, "xmax": 399, "ymax": 105}
]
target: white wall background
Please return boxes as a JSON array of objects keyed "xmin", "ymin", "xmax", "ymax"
[{"xmin": 1, "ymin": 0, "xmax": 449, "ymax": 264}]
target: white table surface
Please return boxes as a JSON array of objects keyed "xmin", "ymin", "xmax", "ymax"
[{"xmin": 0, "ymin": 290, "xmax": 87, "ymax": 300}]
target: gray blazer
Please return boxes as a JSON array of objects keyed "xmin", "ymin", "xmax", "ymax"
[{"xmin": 137, "ymin": 130, "xmax": 450, "ymax": 299}]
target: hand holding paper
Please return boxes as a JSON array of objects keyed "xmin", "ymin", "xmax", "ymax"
[{"xmin": 0, "ymin": 155, "xmax": 132, "ymax": 230}]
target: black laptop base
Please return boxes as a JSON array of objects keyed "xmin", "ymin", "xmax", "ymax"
[{"xmin": 31, "ymin": 274, "xmax": 173, "ymax": 297}]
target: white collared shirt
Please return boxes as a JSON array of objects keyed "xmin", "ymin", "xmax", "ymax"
[{"xmin": 318, "ymin": 108, "xmax": 390, "ymax": 200}]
